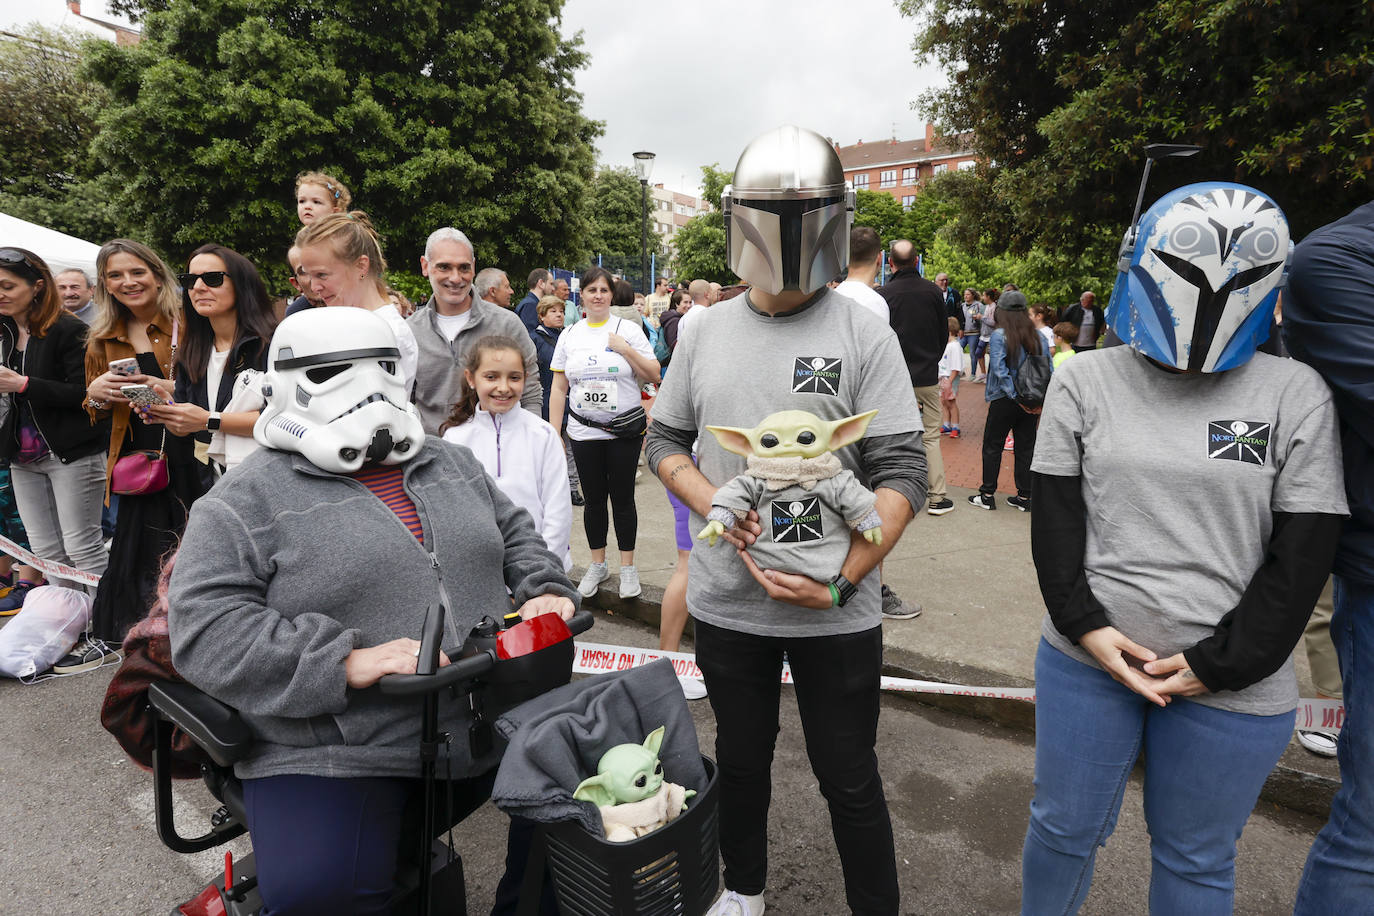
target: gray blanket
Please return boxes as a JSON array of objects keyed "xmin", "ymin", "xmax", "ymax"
[{"xmin": 492, "ymin": 659, "xmax": 706, "ymax": 833}]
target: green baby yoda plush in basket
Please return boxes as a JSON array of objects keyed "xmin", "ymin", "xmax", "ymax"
[
  {"xmin": 573, "ymin": 726, "xmax": 697, "ymax": 842},
  {"xmin": 698, "ymin": 409, "xmax": 882, "ymax": 581}
]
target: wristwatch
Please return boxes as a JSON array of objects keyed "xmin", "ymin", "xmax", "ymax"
[
  {"xmin": 830, "ymin": 574, "xmax": 858, "ymax": 608},
  {"xmin": 206, "ymin": 411, "xmax": 222, "ymax": 431}
]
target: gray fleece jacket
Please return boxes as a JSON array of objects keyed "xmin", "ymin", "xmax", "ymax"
[
  {"xmin": 167, "ymin": 438, "xmax": 578, "ymax": 781},
  {"xmin": 407, "ymin": 296, "xmax": 542, "ymax": 435}
]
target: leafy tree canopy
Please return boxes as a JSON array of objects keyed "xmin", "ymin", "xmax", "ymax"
[
  {"xmin": 671, "ymin": 164, "xmax": 734, "ymax": 285},
  {"xmin": 585, "ymin": 166, "xmax": 663, "ymax": 263},
  {"xmin": 905, "ymin": 0, "xmax": 1374, "ymax": 249},
  {"xmin": 0, "ymin": 26, "xmax": 122, "ymax": 242},
  {"xmin": 85, "ymin": 0, "xmax": 600, "ymax": 286}
]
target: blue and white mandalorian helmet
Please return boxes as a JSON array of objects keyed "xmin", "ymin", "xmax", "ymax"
[
  {"xmin": 255, "ymin": 308, "xmax": 426, "ymax": 472},
  {"xmin": 723, "ymin": 125, "xmax": 855, "ymax": 295},
  {"xmin": 1107, "ymin": 182, "xmax": 1289, "ymax": 373}
]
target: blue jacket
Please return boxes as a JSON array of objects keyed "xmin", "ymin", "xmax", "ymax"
[
  {"xmin": 984, "ymin": 329, "xmax": 1021, "ymax": 402},
  {"xmin": 515, "ymin": 291, "xmax": 540, "ymax": 332},
  {"xmin": 530, "ymin": 324, "xmax": 559, "ymax": 422},
  {"xmin": 1283, "ymin": 200, "xmax": 1374, "ymax": 584}
]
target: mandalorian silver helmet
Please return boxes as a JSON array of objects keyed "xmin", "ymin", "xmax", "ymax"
[
  {"xmin": 723, "ymin": 125, "xmax": 855, "ymax": 295},
  {"xmin": 255, "ymin": 308, "xmax": 426, "ymax": 472}
]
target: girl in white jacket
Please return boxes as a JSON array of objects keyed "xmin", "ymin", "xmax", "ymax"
[{"xmin": 442, "ymin": 336, "xmax": 573, "ymax": 571}]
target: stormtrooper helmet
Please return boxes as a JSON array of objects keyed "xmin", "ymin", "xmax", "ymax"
[
  {"xmin": 1107, "ymin": 182, "xmax": 1290, "ymax": 373},
  {"xmin": 723, "ymin": 125, "xmax": 855, "ymax": 295},
  {"xmin": 255, "ymin": 308, "xmax": 425, "ymax": 472}
]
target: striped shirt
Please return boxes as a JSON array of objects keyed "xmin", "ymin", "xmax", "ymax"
[{"xmin": 351, "ymin": 465, "xmax": 423, "ymax": 542}]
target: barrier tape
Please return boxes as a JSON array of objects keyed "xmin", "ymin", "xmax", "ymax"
[
  {"xmin": 572, "ymin": 641, "xmax": 1346, "ymax": 736},
  {"xmin": 0, "ymin": 533, "xmax": 102, "ymax": 587}
]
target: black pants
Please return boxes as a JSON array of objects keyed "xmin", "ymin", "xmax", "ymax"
[
  {"xmin": 569, "ymin": 436, "xmax": 640, "ymax": 552},
  {"xmin": 694, "ymin": 620, "xmax": 899, "ymax": 915},
  {"xmin": 980, "ymin": 396, "xmax": 1039, "ymax": 498}
]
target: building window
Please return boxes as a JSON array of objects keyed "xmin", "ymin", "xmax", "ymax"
[
  {"xmin": 879, "ymin": 170, "xmax": 897, "ymax": 188},
  {"xmin": 933, "ymin": 163, "xmax": 949, "ymax": 175},
  {"xmin": 853, "ymin": 173, "xmax": 869, "ymax": 189},
  {"xmin": 902, "ymin": 195, "xmax": 916, "ymax": 211},
  {"xmin": 902, "ymin": 167, "xmax": 916, "ymax": 185},
  {"xmin": 957, "ymin": 159, "xmax": 976, "ymax": 171}
]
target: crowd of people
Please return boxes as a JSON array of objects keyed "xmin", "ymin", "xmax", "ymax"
[{"xmin": 1, "ymin": 110, "xmax": 1370, "ymax": 916}]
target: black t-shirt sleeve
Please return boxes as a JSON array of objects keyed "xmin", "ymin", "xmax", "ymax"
[
  {"xmin": 1032, "ymin": 471, "xmax": 1111, "ymax": 642},
  {"xmin": 1182, "ymin": 511, "xmax": 1342, "ymax": 693}
]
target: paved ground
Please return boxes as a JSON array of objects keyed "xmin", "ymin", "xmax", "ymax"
[{"xmin": 0, "ymin": 613, "xmax": 1324, "ymax": 915}]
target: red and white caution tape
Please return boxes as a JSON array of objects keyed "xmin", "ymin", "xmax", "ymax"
[
  {"xmin": 0, "ymin": 533, "xmax": 102, "ymax": 587},
  {"xmin": 572, "ymin": 641, "xmax": 1345, "ymax": 735}
]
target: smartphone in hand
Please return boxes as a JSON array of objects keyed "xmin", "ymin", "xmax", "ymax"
[
  {"xmin": 120, "ymin": 384, "xmax": 167, "ymax": 410},
  {"xmin": 109, "ymin": 358, "xmax": 140, "ymax": 377}
]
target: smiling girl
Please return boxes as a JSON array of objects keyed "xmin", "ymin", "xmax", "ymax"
[
  {"xmin": 295, "ymin": 211, "xmax": 418, "ymax": 396},
  {"xmin": 84, "ymin": 238, "xmax": 207, "ymax": 648},
  {"xmin": 442, "ymin": 335, "xmax": 572, "ymax": 571}
]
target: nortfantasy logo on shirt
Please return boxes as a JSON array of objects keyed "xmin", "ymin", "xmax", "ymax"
[
  {"xmin": 1207, "ymin": 420, "xmax": 1271, "ymax": 466},
  {"xmin": 792, "ymin": 357, "xmax": 842, "ymax": 395},
  {"xmin": 771, "ymin": 497, "xmax": 824, "ymax": 542}
]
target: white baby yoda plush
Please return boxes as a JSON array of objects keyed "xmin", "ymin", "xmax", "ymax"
[
  {"xmin": 572, "ymin": 726, "xmax": 696, "ymax": 843},
  {"xmin": 698, "ymin": 409, "xmax": 882, "ymax": 581}
]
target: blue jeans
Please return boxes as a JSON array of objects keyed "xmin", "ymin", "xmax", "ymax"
[
  {"xmin": 1294, "ymin": 575, "xmax": 1374, "ymax": 913},
  {"xmin": 1022, "ymin": 640, "xmax": 1294, "ymax": 915}
]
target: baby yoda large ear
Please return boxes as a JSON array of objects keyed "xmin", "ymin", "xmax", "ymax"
[
  {"xmin": 705, "ymin": 424, "xmax": 754, "ymax": 457},
  {"xmin": 573, "ymin": 773, "xmax": 619, "ymax": 808},
  {"xmin": 642, "ymin": 725, "xmax": 666, "ymax": 756},
  {"xmin": 827, "ymin": 409, "xmax": 879, "ymax": 451}
]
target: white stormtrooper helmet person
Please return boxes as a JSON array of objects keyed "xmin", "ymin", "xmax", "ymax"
[
  {"xmin": 722, "ymin": 125, "xmax": 856, "ymax": 295},
  {"xmin": 255, "ymin": 308, "xmax": 425, "ymax": 472}
]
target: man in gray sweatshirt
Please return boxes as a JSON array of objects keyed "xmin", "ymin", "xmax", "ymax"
[{"xmin": 407, "ymin": 227, "xmax": 541, "ymax": 434}]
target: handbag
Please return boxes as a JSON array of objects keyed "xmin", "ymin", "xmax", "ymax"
[
  {"xmin": 568, "ymin": 405, "xmax": 648, "ymax": 439},
  {"xmin": 100, "ymin": 605, "xmax": 210, "ymax": 779},
  {"xmin": 110, "ymin": 321, "xmax": 177, "ymax": 496},
  {"xmin": 111, "ymin": 435, "xmax": 170, "ymax": 495}
]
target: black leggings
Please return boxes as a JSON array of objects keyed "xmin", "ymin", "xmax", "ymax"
[
  {"xmin": 980, "ymin": 395, "xmax": 1040, "ymax": 498},
  {"xmin": 569, "ymin": 436, "xmax": 640, "ymax": 552}
]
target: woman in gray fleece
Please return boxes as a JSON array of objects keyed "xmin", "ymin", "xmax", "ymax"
[{"xmin": 166, "ymin": 308, "xmax": 579, "ymax": 914}]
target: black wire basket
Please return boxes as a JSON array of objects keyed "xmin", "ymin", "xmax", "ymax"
[{"xmin": 542, "ymin": 756, "xmax": 719, "ymax": 916}]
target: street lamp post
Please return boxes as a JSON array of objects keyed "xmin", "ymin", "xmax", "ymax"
[{"xmin": 633, "ymin": 150, "xmax": 656, "ymax": 294}]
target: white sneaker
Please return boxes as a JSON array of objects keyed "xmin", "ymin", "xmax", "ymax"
[
  {"xmin": 1297, "ymin": 730, "xmax": 1338, "ymax": 757},
  {"xmin": 705, "ymin": 890, "xmax": 765, "ymax": 916},
  {"xmin": 577, "ymin": 562, "xmax": 610, "ymax": 598},
  {"xmin": 618, "ymin": 565, "xmax": 641, "ymax": 599},
  {"xmin": 679, "ymin": 675, "xmax": 708, "ymax": 700}
]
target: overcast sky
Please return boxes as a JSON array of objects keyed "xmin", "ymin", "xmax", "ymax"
[{"xmin": 5, "ymin": 0, "xmax": 948, "ymax": 197}]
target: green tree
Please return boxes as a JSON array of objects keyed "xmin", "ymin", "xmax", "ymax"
[
  {"xmin": 671, "ymin": 164, "xmax": 734, "ymax": 284},
  {"xmin": 85, "ymin": 0, "xmax": 600, "ymax": 288},
  {"xmin": 906, "ymin": 0, "xmax": 1374, "ymax": 249},
  {"xmin": 0, "ymin": 25, "xmax": 122, "ymax": 242},
  {"xmin": 585, "ymin": 166, "xmax": 663, "ymax": 265},
  {"xmin": 852, "ymin": 190, "xmax": 906, "ymax": 244}
]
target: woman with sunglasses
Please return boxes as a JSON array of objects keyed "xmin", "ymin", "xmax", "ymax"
[
  {"xmin": 141, "ymin": 245, "xmax": 277, "ymax": 480},
  {"xmin": 84, "ymin": 239, "xmax": 207, "ymax": 649},
  {"xmin": 0, "ymin": 248, "xmax": 109, "ymax": 601}
]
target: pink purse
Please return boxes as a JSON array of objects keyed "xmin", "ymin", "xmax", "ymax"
[
  {"xmin": 111, "ymin": 441, "xmax": 169, "ymax": 496},
  {"xmin": 110, "ymin": 322, "xmax": 176, "ymax": 496}
]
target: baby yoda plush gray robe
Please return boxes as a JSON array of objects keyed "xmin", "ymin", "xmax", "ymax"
[{"xmin": 708, "ymin": 454, "xmax": 879, "ymax": 580}]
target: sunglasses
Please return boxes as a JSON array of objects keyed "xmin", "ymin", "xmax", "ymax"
[
  {"xmin": 177, "ymin": 271, "xmax": 229, "ymax": 288},
  {"xmin": 0, "ymin": 248, "xmax": 42, "ymax": 280}
]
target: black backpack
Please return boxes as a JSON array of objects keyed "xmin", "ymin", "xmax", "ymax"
[{"xmin": 1013, "ymin": 348, "xmax": 1054, "ymax": 409}]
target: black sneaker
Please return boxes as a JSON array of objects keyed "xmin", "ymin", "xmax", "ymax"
[
  {"xmin": 967, "ymin": 492, "xmax": 996, "ymax": 510},
  {"xmin": 927, "ymin": 498, "xmax": 955, "ymax": 516},
  {"xmin": 570, "ymin": 490, "xmax": 585, "ymax": 507},
  {"xmin": 51, "ymin": 635, "xmax": 122, "ymax": 674},
  {"xmin": 1007, "ymin": 495, "xmax": 1032, "ymax": 512}
]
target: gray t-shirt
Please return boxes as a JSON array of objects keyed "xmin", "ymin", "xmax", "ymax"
[
  {"xmin": 1033, "ymin": 347, "xmax": 1348, "ymax": 715},
  {"xmin": 651, "ymin": 290, "xmax": 922, "ymax": 637}
]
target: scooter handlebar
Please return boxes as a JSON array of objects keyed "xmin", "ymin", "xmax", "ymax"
[{"xmin": 378, "ymin": 608, "xmax": 594, "ymax": 697}]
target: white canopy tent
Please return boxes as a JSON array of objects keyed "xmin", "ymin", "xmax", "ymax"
[{"xmin": 0, "ymin": 212, "xmax": 101, "ymax": 280}]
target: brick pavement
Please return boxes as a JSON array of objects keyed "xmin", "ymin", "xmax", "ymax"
[{"xmin": 935, "ymin": 372, "xmax": 1020, "ymax": 495}]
